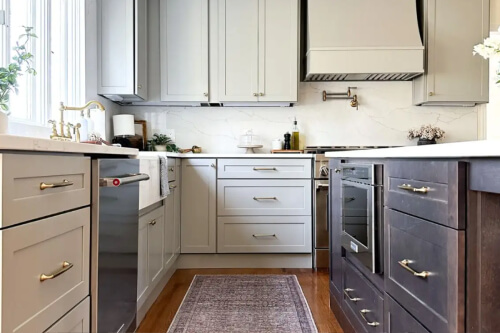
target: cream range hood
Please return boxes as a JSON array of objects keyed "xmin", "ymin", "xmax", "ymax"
[{"xmin": 306, "ymin": 0, "xmax": 425, "ymax": 81}]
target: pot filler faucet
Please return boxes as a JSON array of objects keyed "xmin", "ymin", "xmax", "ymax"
[{"xmin": 49, "ymin": 100, "xmax": 106, "ymax": 142}]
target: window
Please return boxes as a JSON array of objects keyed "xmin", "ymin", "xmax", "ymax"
[{"xmin": 0, "ymin": 0, "xmax": 85, "ymax": 125}]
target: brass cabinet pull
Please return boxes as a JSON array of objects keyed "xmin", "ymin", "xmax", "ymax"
[
  {"xmin": 259, "ymin": 92, "xmax": 264, "ymax": 96},
  {"xmin": 398, "ymin": 184, "xmax": 430, "ymax": 194},
  {"xmin": 168, "ymin": 167, "xmax": 174, "ymax": 172},
  {"xmin": 253, "ymin": 197, "xmax": 277, "ymax": 201},
  {"xmin": 169, "ymin": 185, "xmax": 177, "ymax": 190},
  {"xmin": 398, "ymin": 259, "xmax": 430, "ymax": 278},
  {"xmin": 253, "ymin": 167, "xmax": 277, "ymax": 171},
  {"xmin": 149, "ymin": 220, "xmax": 157, "ymax": 226},
  {"xmin": 204, "ymin": 92, "xmax": 208, "ymax": 97},
  {"xmin": 343, "ymin": 288, "xmax": 361, "ymax": 302},
  {"xmin": 334, "ymin": 168, "xmax": 341, "ymax": 173},
  {"xmin": 253, "ymin": 234, "xmax": 276, "ymax": 238},
  {"xmin": 40, "ymin": 261, "xmax": 74, "ymax": 282},
  {"xmin": 359, "ymin": 309, "xmax": 380, "ymax": 327},
  {"xmin": 253, "ymin": 93, "xmax": 258, "ymax": 97},
  {"xmin": 40, "ymin": 179, "xmax": 74, "ymax": 190}
]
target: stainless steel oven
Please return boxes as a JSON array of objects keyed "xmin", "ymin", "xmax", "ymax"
[{"xmin": 339, "ymin": 163, "xmax": 383, "ymax": 274}]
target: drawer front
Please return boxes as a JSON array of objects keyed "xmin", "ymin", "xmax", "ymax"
[
  {"xmin": 385, "ymin": 160, "xmax": 466, "ymax": 229},
  {"xmin": 168, "ymin": 158, "xmax": 176, "ymax": 182},
  {"xmin": 139, "ymin": 157, "xmax": 161, "ymax": 210},
  {"xmin": 2, "ymin": 208, "xmax": 90, "ymax": 333},
  {"xmin": 45, "ymin": 297, "xmax": 90, "ymax": 333},
  {"xmin": 342, "ymin": 260, "xmax": 384, "ymax": 333},
  {"xmin": 1, "ymin": 154, "xmax": 91, "ymax": 228},
  {"xmin": 218, "ymin": 159, "xmax": 312, "ymax": 179},
  {"xmin": 385, "ymin": 208, "xmax": 464, "ymax": 333},
  {"xmin": 385, "ymin": 295, "xmax": 429, "ymax": 333},
  {"xmin": 217, "ymin": 216, "xmax": 311, "ymax": 253},
  {"xmin": 218, "ymin": 179, "xmax": 312, "ymax": 216}
]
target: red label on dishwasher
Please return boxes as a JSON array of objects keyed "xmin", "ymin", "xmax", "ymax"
[{"xmin": 113, "ymin": 179, "xmax": 120, "ymax": 186}]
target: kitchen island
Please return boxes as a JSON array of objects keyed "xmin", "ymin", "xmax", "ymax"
[{"xmin": 325, "ymin": 140, "xmax": 500, "ymax": 333}]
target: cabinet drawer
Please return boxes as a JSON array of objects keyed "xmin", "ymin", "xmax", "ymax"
[
  {"xmin": 217, "ymin": 216, "xmax": 311, "ymax": 253},
  {"xmin": 342, "ymin": 260, "xmax": 384, "ymax": 333},
  {"xmin": 139, "ymin": 157, "xmax": 161, "ymax": 210},
  {"xmin": 217, "ymin": 179, "xmax": 311, "ymax": 216},
  {"xmin": 2, "ymin": 208, "xmax": 90, "ymax": 333},
  {"xmin": 218, "ymin": 159, "xmax": 312, "ymax": 179},
  {"xmin": 385, "ymin": 295, "xmax": 429, "ymax": 333},
  {"xmin": 168, "ymin": 158, "xmax": 176, "ymax": 182},
  {"xmin": 45, "ymin": 297, "xmax": 90, "ymax": 333},
  {"xmin": 385, "ymin": 160, "xmax": 466, "ymax": 229},
  {"xmin": 385, "ymin": 208, "xmax": 464, "ymax": 333},
  {"xmin": 1, "ymin": 154, "xmax": 91, "ymax": 228}
]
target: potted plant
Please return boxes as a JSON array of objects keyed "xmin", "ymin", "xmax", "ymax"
[
  {"xmin": 0, "ymin": 26, "xmax": 37, "ymax": 133},
  {"xmin": 148, "ymin": 133, "xmax": 180, "ymax": 152},
  {"xmin": 407, "ymin": 125, "xmax": 445, "ymax": 145}
]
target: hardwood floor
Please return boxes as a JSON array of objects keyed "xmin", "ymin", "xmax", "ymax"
[{"xmin": 137, "ymin": 268, "xmax": 343, "ymax": 333}]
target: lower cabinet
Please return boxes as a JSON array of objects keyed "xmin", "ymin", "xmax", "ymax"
[
  {"xmin": 45, "ymin": 297, "xmax": 90, "ymax": 333},
  {"xmin": 137, "ymin": 206, "xmax": 165, "ymax": 309},
  {"xmin": 385, "ymin": 295, "xmax": 429, "ymax": 333},
  {"xmin": 164, "ymin": 189, "xmax": 175, "ymax": 268}
]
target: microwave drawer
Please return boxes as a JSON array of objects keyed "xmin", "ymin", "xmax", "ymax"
[
  {"xmin": 217, "ymin": 159, "xmax": 312, "ymax": 179},
  {"xmin": 1, "ymin": 153, "xmax": 91, "ymax": 228},
  {"xmin": 342, "ymin": 259, "xmax": 384, "ymax": 333},
  {"xmin": 217, "ymin": 216, "xmax": 312, "ymax": 253},
  {"xmin": 2, "ymin": 208, "xmax": 90, "ymax": 333},
  {"xmin": 385, "ymin": 160, "xmax": 466, "ymax": 229},
  {"xmin": 385, "ymin": 208, "xmax": 464, "ymax": 333},
  {"xmin": 217, "ymin": 179, "xmax": 312, "ymax": 216}
]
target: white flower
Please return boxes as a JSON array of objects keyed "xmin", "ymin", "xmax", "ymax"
[{"xmin": 474, "ymin": 34, "xmax": 500, "ymax": 60}]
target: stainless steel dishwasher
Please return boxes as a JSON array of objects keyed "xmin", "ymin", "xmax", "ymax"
[{"xmin": 91, "ymin": 159, "xmax": 149, "ymax": 333}]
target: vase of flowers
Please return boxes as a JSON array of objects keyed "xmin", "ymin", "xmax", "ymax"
[
  {"xmin": 0, "ymin": 26, "xmax": 37, "ymax": 133},
  {"xmin": 408, "ymin": 125, "xmax": 445, "ymax": 145},
  {"xmin": 473, "ymin": 27, "xmax": 500, "ymax": 84}
]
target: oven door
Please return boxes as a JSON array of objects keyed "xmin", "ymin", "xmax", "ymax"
[{"xmin": 340, "ymin": 179, "xmax": 377, "ymax": 273}]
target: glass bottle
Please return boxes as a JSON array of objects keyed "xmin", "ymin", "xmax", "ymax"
[{"xmin": 291, "ymin": 118, "xmax": 300, "ymax": 150}]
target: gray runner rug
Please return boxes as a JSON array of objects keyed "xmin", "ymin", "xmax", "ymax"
[{"xmin": 167, "ymin": 275, "xmax": 318, "ymax": 333}]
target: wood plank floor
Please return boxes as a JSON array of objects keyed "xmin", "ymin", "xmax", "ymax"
[{"xmin": 137, "ymin": 268, "xmax": 343, "ymax": 333}]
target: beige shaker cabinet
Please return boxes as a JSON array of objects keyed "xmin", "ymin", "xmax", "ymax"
[{"xmin": 45, "ymin": 298, "xmax": 90, "ymax": 333}]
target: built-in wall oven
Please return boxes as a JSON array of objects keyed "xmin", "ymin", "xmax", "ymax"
[{"xmin": 339, "ymin": 163, "xmax": 383, "ymax": 274}]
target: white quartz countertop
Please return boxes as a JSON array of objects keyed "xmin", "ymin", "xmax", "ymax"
[
  {"xmin": 0, "ymin": 134, "xmax": 138, "ymax": 155},
  {"xmin": 137, "ymin": 152, "xmax": 313, "ymax": 158},
  {"xmin": 325, "ymin": 140, "xmax": 500, "ymax": 159}
]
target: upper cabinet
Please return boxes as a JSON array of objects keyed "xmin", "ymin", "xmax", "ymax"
[
  {"xmin": 218, "ymin": 0, "xmax": 299, "ymax": 103},
  {"xmin": 413, "ymin": 0, "xmax": 489, "ymax": 106},
  {"xmin": 97, "ymin": 0, "xmax": 148, "ymax": 102},
  {"xmin": 160, "ymin": 0, "xmax": 209, "ymax": 102}
]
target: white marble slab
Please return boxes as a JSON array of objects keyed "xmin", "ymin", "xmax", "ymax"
[
  {"xmin": 0, "ymin": 134, "xmax": 138, "ymax": 155},
  {"xmin": 325, "ymin": 140, "xmax": 500, "ymax": 159}
]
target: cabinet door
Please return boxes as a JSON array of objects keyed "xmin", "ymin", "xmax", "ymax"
[
  {"xmin": 148, "ymin": 210, "xmax": 164, "ymax": 288},
  {"xmin": 137, "ymin": 213, "xmax": 149, "ymax": 308},
  {"xmin": 218, "ymin": 0, "xmax": 259, "ymax": 102},
  {"xmin": 258, "ymin": 0, "xmax": 298, "ymax": 102},
  {"xmin": 329, "ymin": 159, "xmax": 343, "ymax": 304},
  {"xmin": 135, "ymin": 0, "xmax": 148, "ymax": 100},
  {"xmin": 414, "ymin": 0, "xmax": 489, "ymax": 105},
  {"xmin": 160, "ymin": 0, "xmax": 209, "ymax": 102},
  {"xmin": 164, "ymin": 193, "xmax": 175, "ymax": 268},
  {"xmin": 181, "ymin": 159, "xmax": 217, "ymax": 253},
  {"xmin": 174, "ymin": 183, "xmax": 181, "ymax": 255}
]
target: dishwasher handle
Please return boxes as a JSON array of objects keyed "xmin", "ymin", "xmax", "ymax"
[{"xmin": 100, "ymin": 173, "xmax": 150, "ymax": 187}]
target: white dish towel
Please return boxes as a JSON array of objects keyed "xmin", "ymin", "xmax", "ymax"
[{"xmin": 159, "ymin": 155, "xmax": 170, "ymax": 197}]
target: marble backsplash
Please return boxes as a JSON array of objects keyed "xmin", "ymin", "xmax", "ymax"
[{"xmin": 122, "ymin": 82, "xmax": 479, "ymax": 153}]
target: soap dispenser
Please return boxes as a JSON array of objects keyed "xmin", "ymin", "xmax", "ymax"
[{"xmin": 78, "ymin": 110, "xmax": 88, "ymax": 142}]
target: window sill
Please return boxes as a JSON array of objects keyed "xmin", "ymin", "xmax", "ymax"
[{"xmin": 8, "ymin": 118, "xmax": 51, "ymax": 139}]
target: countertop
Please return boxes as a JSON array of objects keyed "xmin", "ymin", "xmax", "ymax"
[
  {"xmin": 325, "ymin": 140, "xmax": 500, "ymax": 159},
  {"xmin": 0, "ymin": 134, "xmax": 138, "ymax": 155},
  {"xmin": 137, "ymin": 152, "xmax": 314, "ymax": 158}
]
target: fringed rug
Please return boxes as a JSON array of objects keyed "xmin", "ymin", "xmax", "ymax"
[{"xmin": 167, "ymin": 275, "xmax": 318, "ymax": 333}]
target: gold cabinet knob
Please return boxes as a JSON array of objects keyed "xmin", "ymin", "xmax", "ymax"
[
  {"xmin": 204, "ymin": 92, "xmax": 208, "ymax": 97},
  {"xmin": 138, "ymin": 84, "xmax": 143, "ymax": 90},
  {"xmin": 253, "ymin": 93, "xmax": 258, "ymax": 97},
  {"xmin": 428, "ymin": 92, "xmax": 434, "ymax": 96},
  {"xmin": 259, "ymin": 92, "xmax": 264, "ymax": 96}
]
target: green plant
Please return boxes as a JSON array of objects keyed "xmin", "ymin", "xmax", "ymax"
[
  {"xmin": 0, "ymin": 26, "xmax": 37, "ymax": 114},
  {"xmin": 148, "ymin": 133, "xmax": 180, "ymax": 152}
]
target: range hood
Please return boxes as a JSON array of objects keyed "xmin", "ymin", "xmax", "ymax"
[{"xmin": 306, "ymin": 0, "xmax": 424, "ymax": 81}]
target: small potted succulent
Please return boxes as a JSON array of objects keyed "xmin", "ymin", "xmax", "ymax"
[
  {"xmin": 0, "ymin": 26, "xmax": 37, "ymax": 133},
  {"xmin": 148, "ymin": 133, "xmax": 180, "ymax": 152},
  {"xmin": 407, "ymin": 125, "xmax": 445, "ymax": 145}
]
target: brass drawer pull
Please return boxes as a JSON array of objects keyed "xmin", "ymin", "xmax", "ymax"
[
  {"xmin": 252, "ymin": 234, "xmax": 276, "ymax": 238},
  {"xmin": 398, "ymin": 184, "xmax": 430, "ymax": 194},
  {"xmin": 40, "ymin": 261, "xmax": 74, "ymax": 282},
  {"xmin": 359, "ymin": 309, "xmax": 380, "ymax": 327},
  {"xmin": 253, "ymin": 197, "xmax": 277, "ymax": 201},
  {"xmin": 40, "ymin": 179, "xmax": 74, "ymax": 190},
  {"xmin": 343, "ymin": 288, "xmax": 361, "ymax": 302},
  {"xmin": 253, "ymin": 167, "xmax": 277, "ymax": 171},
  {"xmin": 149, "ymin": 220, "xmax": 157, "ymax": 226},
  {"xmin": 169, "ymin": 185, "xmax": 177, "ymax": 190},
  {"xmin": 168, "ymin": 167, "xmax": 174, "ymax": 172},
  {"xmin": 398, "ymin": 259, "xmax": 430, "ymax": 278}
]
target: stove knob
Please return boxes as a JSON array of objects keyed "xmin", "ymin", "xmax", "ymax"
[{"xmin": 320, "ymin": 166, "xmax": 329, "ymax": 177}]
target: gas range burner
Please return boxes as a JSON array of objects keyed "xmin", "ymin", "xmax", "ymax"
[{"xmin": 304, "ymin": 145, "xmax": 399, "ymax": 154}]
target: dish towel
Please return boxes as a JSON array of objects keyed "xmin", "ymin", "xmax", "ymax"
[{"xmin": 159, "ymin": 155, "xmax": 170, "ymax": 197}]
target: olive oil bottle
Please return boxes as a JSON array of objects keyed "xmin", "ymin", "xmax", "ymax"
[{"xmin": 291, "ymin": 117, "xmax": 300, "ymax": 150}]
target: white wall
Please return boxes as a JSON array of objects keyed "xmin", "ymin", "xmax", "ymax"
[
  {"xmin": 492, "ymin": 0, "xmax": 500, "ymax": 31},
  {"xmin": 123, "ymin": 82, "xmax": 479, "ymax": 153}
]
